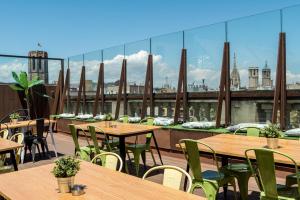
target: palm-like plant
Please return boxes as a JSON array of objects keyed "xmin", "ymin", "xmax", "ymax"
[{"xmin": 9, "ymin": 71, "xmax": 44, "ymax": 119}]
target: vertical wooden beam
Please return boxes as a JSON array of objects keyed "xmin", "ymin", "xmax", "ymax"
[
  {"xmin": 82, "ymin": 66, "xmax": 86, "ymax": 113},
  {"xmin": 280, "ymin": 32, "xmax": 286, "ymax": 129},
  {"xmin": 115, "ymin": 60, "xmax": 126, "ymax": 119},
  {"xmin": 272, "ymin": 33, "xmax": 283, "ymax": 126},
  {"xmin": 149, "ymin": 55, "xmax": 154, "ymax": 117},
  {"xmin": 182, "ymin": 49, "xmax": 188, "ymax": 121},
  {"xmin": 216, "ymin": 42, "xmax": 230, "ymax": 127},
  {"xmin": 141, "ymin": 54, "xmax": 152, "ymax": 119},
  {"xmin": 51, "ymin": 70, "xmax": 62, "ymax": 115},
  {"xmin": 100, "ymin": 63, "xmax": 105, "ymax": 113},
  {"xmin": 59, "ymin": 68, "xmax": 70, "ymax": 114},
  {"xmin": 93, "ymin": 63, "xmax": 104, "ymax": 116},
  {"xmin": 225, "ymin": 43, "xmax": 231, "ymax": 126},
  {"xmin": 123, "ymin": 59, "xmax": 127, "ymax": 115},
  {"xmin": 75, "ymin": 66, "xmax": 85, "ymax": 115},
  {"xmin": 174, "ymin": 48, "xmax": 187, "ymax": 123}
]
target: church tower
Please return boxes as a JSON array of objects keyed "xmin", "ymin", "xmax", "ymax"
[
  {"xmin": 248, "ymin": 66, "xmax": 259, "ymax": 90},
  {"xmin": 262, "ymin": 61, "xmax": 273, "ymax": 89},
  {"xmin": 28, "ymin": 51, "xmax": 49, "ymax": 84},
  {"xmin": 230, "ymin": 53, "xmax": 241, "ymax": 90}
]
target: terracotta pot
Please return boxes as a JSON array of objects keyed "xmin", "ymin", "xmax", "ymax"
[
  {"xmin": 267, "ymin": 137, "xmax": 279, "ymax": 149},
  {"xmin": 57, "ymin": 176, "xmax": 74, "ymax": 193}
]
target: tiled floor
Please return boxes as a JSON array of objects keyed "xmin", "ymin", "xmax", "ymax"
[{"xmin": 17, "ymin": 132, "xmax": 290, "ymax": 200}]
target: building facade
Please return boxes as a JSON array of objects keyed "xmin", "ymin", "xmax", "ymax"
[{"xmin": 28, "ymin": 51, "xmax": 49, "ymax": 84}]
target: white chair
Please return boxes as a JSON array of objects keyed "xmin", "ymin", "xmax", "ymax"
[
  {"xmin": 0, "ymin": 129, "xmax": 9, "ymax": 139},
  {"xmin": 91, "ymin": 152, "xmax": 123, "ymax": 172},
  {"xmin": 142, "ymin": 165, "xmax": 192, "ymax": 193}
]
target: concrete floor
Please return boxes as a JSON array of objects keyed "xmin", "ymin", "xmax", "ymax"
[{"xmin": 17, "ymin": 132, "xmax": 290, "ymax": 200}]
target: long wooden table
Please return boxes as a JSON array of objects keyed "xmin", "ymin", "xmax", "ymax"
[
  {"xmin": 76, "ymin": 121, "xmax": 164, "ymax": 171},
  {"xmin": 0, "ymin": 161, "xmax": 205, "ymax": 200},
  {"xmin": 0, "ymin": 138, "xmax": 23, "ymax": 171},
  {"xmin": 0, "ymin": 119, "xmax": 58, "ymax": 160}
]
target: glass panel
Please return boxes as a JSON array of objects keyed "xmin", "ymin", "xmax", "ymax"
[
  {"xmin": 0, "ymin": 57, "xmax": 27, "ymax": 83},
  {"xmin": 154, "ymin": 100, "xmax": 176, "ymax": 117},
  {"xmin": 228, "ymin": 10, "xmax": 280, "ymax": 92},
  {"xmin": 283, "ymin": 5, "xmax": 300, "ymax": 90},
  {"xmin": 126, "ymin": 39, "xmax": 149, "ymax": 95},
  {"xmin": 48, "ymin": 59, "xmax": 61, "ymax": 85},
  {"xmin": 185, "ymin": 23, "xmax": 225, "ymax": 92},
  {"xmin": 288, "ymin": 100, "xmax": 300, "ymax": 128},
  {"xmin": 152, "ymin": 31, "xmax": 182, "ymax": 93},
  {"xmin": 189, "ymin": 100, "xmax": 218, "ymax": 121},
  {"xmin": 103, "ymin": 45, "xmax": 124, "ymax": 95}
]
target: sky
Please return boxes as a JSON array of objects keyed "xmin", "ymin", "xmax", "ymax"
[
  {"xmin": 0, "ymin": 0, "xmax": 299, "ymax": 58},
  {"xmin": 1, "ymin": 0, "xmax": 300, "ymax": 88}
]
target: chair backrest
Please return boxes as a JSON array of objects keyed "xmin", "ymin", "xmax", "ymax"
[
  {"xmin": 144, "ymin": 117, "xmax": 154, "ymax": 149},
  {"xmin": 36, "ymin": 118, "xmax": 45, "ymax": 138},
  {"xmin": 179, "ymin": 139, "xmax": 221, "ymax": 182},
  {"xmin": 0, "ymin": 129, "xmax": 9, "ymax": 139},
  {"xmin": 122, "ymin": 115, "xmax": 129, "ymax": 123},
  {"xmin": 69, "ymin": 124, "xmax": 81, "ymax": 153},
  {"xmin": 245, "ymin": 148, "xmax": 300, "ymax": 199},
  {"xmin": 91, "ymin": 152, "xmax": 123, "ymax": 172},
  {"xmin": 9, "ymin": 133, "xmax": 24, "ymax": 164},
  {"xmin": 234, "ymin": 127, "xmax": 261, "ymax": 137},
  {"xmin": 87, "ymin": 125, "xmax": 102, "ymax": 154},
  {"xmin": 142, "ymin": 165, "xmax": 192, "ymax": 192}
]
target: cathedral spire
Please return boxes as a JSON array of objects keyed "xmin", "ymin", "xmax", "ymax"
[
  {"xmin": 233, "ymin": 52, "xmax": 237, "ymax": 69},
  {"xmin": 264, "ymin": 60, "xmax": 268, "ymax": 68}
]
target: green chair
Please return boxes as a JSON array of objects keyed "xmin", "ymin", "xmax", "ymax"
[
  {"xmin": 0, "ymin": 129, "xmax": 9, "ymax": 139},
  {"xmin": 222, "ymin": 126, "xmax": 261, "ymax": 200},
  {"xmin": 179, "ymin": 139, "xmax": 237, "ymax": 200},
  {"xmin": 245, "ymin": 148, "xmax": 300, "ymax": 199},
  {"xmin": 69, "ymin": 124, "xmax": 96, "ymax": 161},
  {"xmin": 125, "ymin": 117, "xmax": 157, "ymax": 176},
  {"xmin": 91, "ymin": 152, "xmax": 123, "ymax": 172},
  {"xmin": 0, "ymin": 133, "xmax": 24, "ymax": 173},
  {"xmin": 121, "ymin": 115, "xmax": 129, "ymax": 123},
  {"xmin": 88, "ymin": 125, "xmax": 119, "ymax": 153},
  {"xmin": 143, "ymin": 165, "xmax": 192, "ymax": 192}
]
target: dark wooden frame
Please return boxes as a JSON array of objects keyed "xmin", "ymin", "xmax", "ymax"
[
  {"xmin": 115, "ymin": 59, "xmax": 127, "ymax": 119},
  {"xmin": 174, "ymin": 48, "xmax": 188, "ymax": 123},
  {"xmin": 93, "ymin": 62, "xmax": 104, "ymax": 116},
  {"xmin": 51, "ymin": 70, "xmax": 63, "ymax": 115},
  {"xmin": 75, "ymin": 66, "xmax": 86, "ymax": 115},
  {"xmin": 59, "ymin": 68, "xmax": 70, "ymax": 114}
]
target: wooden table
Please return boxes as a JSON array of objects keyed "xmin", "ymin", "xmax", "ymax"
[
  {"xmin": 0, "ymin": 161, "xmax": 205, "ymax": 200},
  {"xmin": 0, "ymin": 119, "xmax": 58, "ymax": 161},
  {"xmin": 76, "ymin": 121, "xmax": 163, "ymax": 171},
  {"xmin": 0, "ymin": 138, "xmax": 23, "ymax": 171}
]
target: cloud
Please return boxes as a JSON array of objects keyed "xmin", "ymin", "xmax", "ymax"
[{"xmin": 0, "ymin": 59, "xmax": 27, "ymax": 83}]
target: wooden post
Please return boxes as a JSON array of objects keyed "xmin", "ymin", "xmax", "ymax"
[
  {"xmin": 174, "ymin": 48, "xmax": 187, "ymax": 123},
  {"xmin": 272, "ymin": 32, "xmax": 286, "ymax": 130},
  {"xmin": 75, "ymin": 66, "xmax": 86, "ymax": 115},
  {"xmin": 141, "ymin": 54, "xmax": 154, "ymax": 119},
  {"xmin": 115, "ymin": 59, "xmax": 127, "ymax": 120},
  {"xmin": 59, "ymin": 68, "xmax": 70, "ymax": 114},
  {"xmin": 51, "ymin": 70, "xmax": 62, "ymax": 115},
  {"xmin": 216, "ymin": 42, "xmax": 230, "ymax": 127},
  {"xmin": 93, "ymin": 63, "xmax": 104, "ymax": 116}
]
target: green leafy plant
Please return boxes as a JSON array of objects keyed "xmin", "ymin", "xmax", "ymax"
[
  {"xmin": 9, "ymin": 113, "xmax": 20, "ymax": 120},
  {"xmin": 105, "ymin": 113, "xmax": 113, "ymax": 121},
  {"xmin": 52, "ymin": 156, "xmax": 80, "ymax": 178},
  {"xmin": 9, "ymin": 71, "xmax": 44, "ymax": 119},
  {"xmin": 264, "ymin": 123, "xmax": 281, "ymax": 138}
]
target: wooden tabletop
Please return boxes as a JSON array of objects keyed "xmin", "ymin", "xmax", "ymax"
[
  {"xmin": 177, "ymin": 134, "xmax": 300, "ymax": 166},
  {"xmin": 0, "ymin": 161, "xmax": 204, "ymax": 200},
  {"xmin": 75, "ymin": 121, "xmax": 161, "ymax": 137},
  {"xmin": 0, "ymin": 138, "xmax": 23, "ymax": 152},
  {"xmin": 0, "ymin": 119, "xmax": 55, "ymax": 130}
]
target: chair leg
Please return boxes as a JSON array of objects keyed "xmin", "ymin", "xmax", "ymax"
[
  {"xmin": 133, "ymin": 151, "xmax": 141, "ymax": 176},
  {"xmin": 235, "ymin": 172, "xmax": 251, "ymax": 200},
  {"xmin": 31, "ymin": 144, "xmax": 36, "ymax": 162},
  {"xmin": 141, "ymin": 151, "xmax": 146, "ymax": 171},
  {"xmin": 149, "ymin": 149, "xmax": 157, "ymax": 166},
  {"xmin": 43, "ymin": 139, "xmax": 50, "ymax": 158}
]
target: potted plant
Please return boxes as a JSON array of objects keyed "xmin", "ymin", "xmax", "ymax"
[
  {"xmin": 105, "ymin": 113, "xmax": 113, "ymax": 121},
  {"xmin": 264, "ymin": 123, "xmax": 281, "ymax": 149},
  {"xmin": 52, "ymin": 156, "xmax": 80, "ymax": 193},
  {"xmin": 9, "ymin": 113, "xmax": 20, "ymax": 124}
]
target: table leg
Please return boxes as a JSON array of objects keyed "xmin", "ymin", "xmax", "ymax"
[
  {"xmin": 10, "ymin": 150, "xmax": 18, "ymax": 171},
  {"xmin": 222, "ymin": 156, "xmax": 229, "ymax": 199},
  {"xmin": 152, "ymin": 131, "xmax": 163, "ymax": 165},
  {"xmin": 119, "ymin": 136, "xmax": 126, "ymax": 172}
]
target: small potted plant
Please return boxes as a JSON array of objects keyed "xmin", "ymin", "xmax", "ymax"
[
  {"xmin": 105, "ymin": 113, "xmax": 113, "ymax": 121},
  {"xmin": 52, "ymin": 156, "xmax": 80, "ymax": 193},
  {"xmin": 9, "ymin": 113, "xmax": 20, "ymax": 124},
  {"xmin": 264, "ymin": 123, "xmax": 281, "ymax": 149}
]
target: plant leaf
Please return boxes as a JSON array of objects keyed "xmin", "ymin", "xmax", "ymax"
[
  {"xmin": 28, "ymin": 79, "xmax": 44, "ymax": 88},
  {"xmin": 11, "ymin": 71, "xmax": 20, "ymax": 83},
  {"xmin": 9, "ymin": 84, "xmax": 24, "ymax": 91},
  {"xmin": 19, "ymin": 71, "xmax": 28, "ymax": 88}
]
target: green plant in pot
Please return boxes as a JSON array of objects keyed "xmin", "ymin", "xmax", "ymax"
[
  {"xmin": 264, "ymin": 123, "xmax": 281, "ymax": 149},
  {"xmin": 52, "ymin": 156, "xmax": 80, "ymax": 193},
  {"xmin": 105, "ymin": 113, "xmax": 113, "ymax": 121},
  {"xmin": 9, "ymin": 113, "xmax": 20, "ymax": 124}
]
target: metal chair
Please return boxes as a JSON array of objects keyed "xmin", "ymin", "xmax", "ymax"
[
  {"xmin": 91, "ymin": 152, "xmax": 123, "ymax": 172},
  {"xmin": 179, "ymin": 139, "xmax": 237, "ymax": 199},
  {"xmin": 142, "ymin": 165, "xmax": 192, "ymax": 193},
  {"xmin": 0, "ymin": 129, "xmax": 9, "ymax": 139},
  {"xmin": 246, "ymin": 148, "xmax": 300, "ymax": 199}
]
